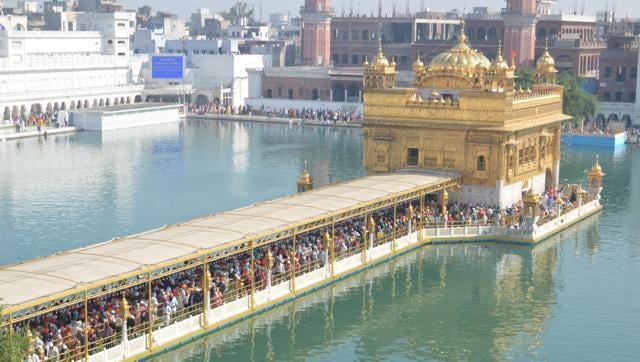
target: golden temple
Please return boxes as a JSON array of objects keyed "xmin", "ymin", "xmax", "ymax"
[{"xmin": 362, "ymin": 21, "xmax": 571, "ymax": 207}]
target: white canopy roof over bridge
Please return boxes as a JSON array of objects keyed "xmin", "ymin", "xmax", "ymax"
[{"xmin": 0, "ymin": 171, "xmax": 457, "ymax": 312}]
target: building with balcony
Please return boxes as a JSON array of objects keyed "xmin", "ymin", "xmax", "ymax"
[
  {"xmin": 596, "ymin": 33, "xmax": 639, "ymax": 126},
  {"xmin": 0, "ymin": 12, "xmax": 143, "ymax": 123}
]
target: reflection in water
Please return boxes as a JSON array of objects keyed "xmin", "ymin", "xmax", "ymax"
[
  {"xmin": 150, "ymin": 215, "xmax": 599, "ymax": 362},
  {"xmin": 0, "ymin": 119, "xmax": 363, "ymax": 265}
]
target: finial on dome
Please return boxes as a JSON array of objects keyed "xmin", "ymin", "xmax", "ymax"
[{"xmin": 457, "ymin": 19, "xmax": 467, "ymax": 44}]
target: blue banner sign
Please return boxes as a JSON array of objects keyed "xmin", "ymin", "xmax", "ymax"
[{"xmin": 151, "ymin": 55, "xmax": 184, "ymax": 79}]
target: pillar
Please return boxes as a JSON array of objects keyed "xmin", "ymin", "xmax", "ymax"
[
  {"xmin": 203, "ymin": 263, "xmax": 211, "ymax": 323},
  {"xmin": 323, "ymin": 231, "xmax": 332, "ymax": 278},
  {"xmin": 368, "ymin": 216, "xmax": 375, "ymax": 260},
  {"xmin": 264, "ymin": 249, "xmax": 274, "ymax": 300},
  {"xmin": 119, "ymin": 295, "xmax": 129, "ymax": 358},
  {"xmin": 407, "ymin": 203, "xmax": 414, "ymax": 234}
]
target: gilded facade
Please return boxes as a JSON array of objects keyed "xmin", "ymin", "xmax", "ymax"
[{"xmin": 362, "ymin": 22, "xmax": 571, "ymax": 206}]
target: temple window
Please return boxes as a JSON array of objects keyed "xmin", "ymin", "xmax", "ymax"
[
  {"xmin": 477, "ymin": 155, "xmax": 487, "ymax": 171},
  {"xmin": 407, "ymin": 148, "xmax": 419, "ymax": 166}
]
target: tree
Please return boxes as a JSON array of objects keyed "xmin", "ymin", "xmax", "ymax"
[
  {"xmin": 220, "ymin": 2, "xmax": 255, "ymax": 25},
  {"xmin": 0, "ymin": 304, "xmax": 29, "ymax": 362},
  {"xmin": 515, "ymin": 67, "xmax": 533, "ymax": 90},
  {"xmin": 556, "ymin": 72, "xmax": 596, "ymax": 127}
]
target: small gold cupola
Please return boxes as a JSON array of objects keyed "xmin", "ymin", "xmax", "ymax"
[
  {"xmin": 484, "ymin": 40, "xmax": 515, "ymax": 93},
  {"xmin": 535, "ymin": 38, "xmax": 558, "ymax": 84},
  {"xmin": 587, "ymin": 155, "xmax": 605, "ymax": 196},
  {"xmin": 363, "ymin": 32, "xmax": 397, "ymax": 89},
  {"xmin": 297, "ymin": 160, "xmax": 314, "ymax": 193}
]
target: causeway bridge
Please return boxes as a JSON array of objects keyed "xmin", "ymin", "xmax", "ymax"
[{"xmin": 0, "ymin": 170, "xmax": 601, "ymax": 361}]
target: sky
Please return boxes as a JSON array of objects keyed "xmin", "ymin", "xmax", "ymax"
[{"xmin": 122, "ymin": 0, "xmax": 640, "ymax": 19}]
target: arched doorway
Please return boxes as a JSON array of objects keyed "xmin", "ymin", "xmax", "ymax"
[
  {"xmin": 126, "ymin": 97, "xmax": 131, "ymax": 104},
  {"xmin": 12, "ymin": 106, "xmax": 19, "ymax": 119},
  {"xmin": 134, "ymin": 95, "xmax": 142, "ymax": 103},
  {"xmin": 332, "ymin": 83, "xmax": 346, "ymax": 102},
  {"xmin": 92, "ymin": 99, "xmax": 98, "ymax": 107},
  {"xmin": 105, "ymin": 98, "xmax": 111, "ymax": 106},
  {"xmin": 84, "ymin": 100, "xmax": 90, "ymax": 108},
  {"xmin": 477, "ymin": 27, "xmax": 486, "ymax": 41},
  {"xmin": 622, "ymin": 114, "xmax": 632, "ymax": 129},
  {"xmin": 3, "ymin": 106, "xmax": 10, "ymax": 121},
  {"xmin": 347, "ymin": 83, "xmax": 360, "ymax": 102},
  {"xmin": 195, "ymin": 94, "xmax": 209, "ymax": 105},
  {"xmin": 113, "ymin": 98, "xmax": 119, "ymax": 105}
]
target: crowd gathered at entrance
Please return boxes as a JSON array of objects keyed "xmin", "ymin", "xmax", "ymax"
[{"xmin": 13, "ymin": 187, "xmax": 582, "ymax": 361}]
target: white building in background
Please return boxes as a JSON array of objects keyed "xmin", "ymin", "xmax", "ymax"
[
  {"xmin": 0, "ymin": 12, "xmax": 143, "ymax": 123},
  {"xmin": 189, "ymin": 54, "xmax": 268, "ymax": 108}
]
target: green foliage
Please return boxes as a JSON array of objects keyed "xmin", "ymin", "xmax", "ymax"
[
  {"xmin": 0, "ymin": 305, "xmax": 29, "ymax": 362},
  {"xmin": 220, "ymin": 2, "xmax": 255, "ymax": 25},
  {"xmin": 515, "ymin": 68, "xmax": 534, "ymax": 90},
  {"xmin": 556, "ymin": 72, "xmax": 596, "ymax": 125}
]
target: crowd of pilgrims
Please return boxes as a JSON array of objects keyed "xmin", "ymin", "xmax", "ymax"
[
  {"xmin": 16, "ymin": 189, "xmax": 581, "ymax": 361},
  {"xmin": 181, "ymin": 102, "xmax": 362, "ymax": 123}
]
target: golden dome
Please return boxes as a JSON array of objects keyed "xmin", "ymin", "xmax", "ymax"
[
  {"xmin": 363, "ymin": 56, "xmax": 369, "ymax": 67},
  {"xmin": 489, "ymin": 40, "xmax": 509, "ymax": 73},
  {"xmin": 427, "ymin": 20, "xmax": 491, "ymax": 74},
  {"xmin": 536, "ymin": 38, "xmax": 557, "ymax": 73}
]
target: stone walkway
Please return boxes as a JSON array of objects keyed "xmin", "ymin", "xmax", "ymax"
[{"xmin": 0, "ymin": 126, "xmax": 76, "ymax": 141}]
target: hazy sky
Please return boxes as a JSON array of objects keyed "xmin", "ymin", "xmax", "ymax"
[{"xmin": 123, "ymin": 0, "xmax": 640, "ymax": 19}]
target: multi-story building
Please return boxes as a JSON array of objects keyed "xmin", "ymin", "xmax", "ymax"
[
  {"xmin": 330, "ymin": 1, "xmax": 605, "ymax": 77},
  {"xmin": 596, "ymin": 33, "xmax": 639, "ymax": 126},
  {"xmin": 0, "ymin": 13, "xmax": 143, "ymax": 123}
]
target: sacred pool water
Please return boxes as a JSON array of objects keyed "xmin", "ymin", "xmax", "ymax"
[{"xmin": 1, "ymin": 119, "xmax": 638, "ymax": 360}]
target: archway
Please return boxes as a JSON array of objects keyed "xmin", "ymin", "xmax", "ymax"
[
  {"xmin": 113, "ymin": 98, "xmax": 119, "ymax": 105},
  {"xmin": 332, "ymin": 83, "xmax": 346, "ymax": 102},
  {"xmin": 105, "ymin": 99, "xmax": 111, "ymax": 106},
  {"xmin": 126, "ymin": 97, "xmax": 131, "ymax": 104},
  {"xmin": 92, "ymin": 99, "xmax": 98, "ymax": 107},
  {"xmin": 608, "ymin": 113, "xmax": 619, "ymax": 122},
  {"xmin": 46, "ymin": 103, "xmax": 53, "ymax": 115},
  {"xmin": 195, "ymin": 94, "xmax": 209, "ymax": 105},
  {"xmin": 53, "ymin": 102, "xmax": 59, "ymax": 111},
  {"xmin": 347, "ymin": 83, "xmax": 360, "ymax": 102},
  {"xmin": 3, "ymin": 106, "xmax": 10, "ymax": 121},
  {"xmin": 69, "ymin": 101, "xmax": 76, "ymax": 110},
  {"xmin": 622, "ymin": 114, "xmax": 632, "ymax": 129},
  {"xmin": 84, "ymin": 100, "xmax": 90, "ymax": 108},
  {"xmin": 537, "ymin": 28, "xmax": 547, "ymax": 39},
  {"xmin": 60, "ymin": 102, "xmax": 66, "ymax": 110},
  {"xmin": 488, "ymin": 27, "xmax": 497, "ymax": 40},
  {"xmin": 467, "ymin": 27, "xmax": 475, "ymax": 40},
  {"xmin": 120, "ymin": 97, "xmax": 125, "ymax": 105},
  {"xmin": 477, "ymin": 27, "xmax": 486, "ymax": 41},
  {"xmin": 12, "ymin": 106, "xmax": 19, "ymax": 119},
  {"xmin": 134, "ymin": 95, "xmax": 142, "ymax": 103}
]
